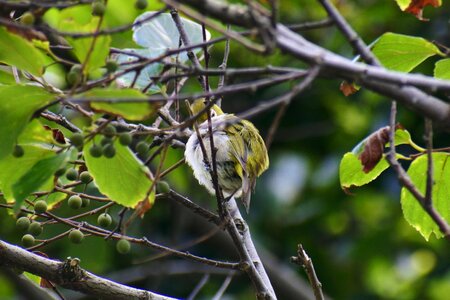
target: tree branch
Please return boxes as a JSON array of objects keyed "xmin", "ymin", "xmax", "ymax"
[
  {"xmin": 291, "ymin": 244, "xmax": 324, "ymax": 300},
  {"xmin": 170, "ymin": 0, "xmax": 450, "ymax": 127},
  {"xmin": 0, "ymin": 240, "xmax": 177, "ymax": 300},
  {"xmin": 386, "ymin": 102, "xmax": 450, "ymax": 239}
]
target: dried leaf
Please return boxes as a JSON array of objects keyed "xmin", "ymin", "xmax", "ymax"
[
  {"xmin": 43, "ymin": 125, "xmax": 66, "ymax": 144},
  {"xmin": 135, "ymin": 198, "xmax": 154, "ymax": 218},
  {"xmin": 405, "ymin": 0, "xmax": 441, "ymax": 21},
  {"xmin": 40, "ymin": 278, "xmax": 54, "ymax": 288},
  {"xmin": 340, "ymin": 80, "xmax": 358, "ymax": 96},
  {"xmin": 358, "ymin": 127, "xmax": 390, "ymax": 173}
]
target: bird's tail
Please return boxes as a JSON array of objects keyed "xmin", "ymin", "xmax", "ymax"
[{"xmin": 241, "ymin": 176, "xmax": 256, "ymax": 213}]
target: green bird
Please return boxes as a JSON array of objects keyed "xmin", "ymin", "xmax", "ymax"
[{"xmin": 184, "ymin": 99, "xmax": 269, "ymax": 213}]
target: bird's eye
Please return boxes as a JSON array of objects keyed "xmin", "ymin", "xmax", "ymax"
[{"xmin": 210, "ymin": 110, "xmax": 216, "ymax": 117}]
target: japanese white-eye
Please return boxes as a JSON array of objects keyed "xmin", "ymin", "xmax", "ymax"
[{"xmin": 184, "ymin": 99, "xmax": 269, "ymax": 212}]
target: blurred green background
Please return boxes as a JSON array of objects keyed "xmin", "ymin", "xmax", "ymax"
[{"xmin": 1, "ymin": 0, "xmax": 450, "ymax": 299}]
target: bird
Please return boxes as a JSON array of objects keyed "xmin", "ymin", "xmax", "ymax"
[{"xmin": 184, "ymin": 98, "xmax": 269, "ymax": 213}]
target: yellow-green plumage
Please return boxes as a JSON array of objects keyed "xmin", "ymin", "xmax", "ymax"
[{"xmin": 184, "ymin": 99, "xmax": 269, "ymax": 212}]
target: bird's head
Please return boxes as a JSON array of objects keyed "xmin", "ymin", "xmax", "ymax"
[{"xmin": 190, "ymin": 98, "xmax": 224, "ymax": 123}]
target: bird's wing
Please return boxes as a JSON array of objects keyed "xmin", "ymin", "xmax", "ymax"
[{"xmin": 225, "ymin": 117, "xmax": 269, "ymax": 212}]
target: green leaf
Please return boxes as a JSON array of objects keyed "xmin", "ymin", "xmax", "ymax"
[
  {"xmin": 394, "ymin": 128, "xmax": 412, "ymax": 146},
  {"xmin": 372, "ymin": 32, "xmax": 444, "ymax": 73},
  {"xmin": 0, "ymin": 27, "xmax": 46, "ymax": 76},
  {"xmin": 0, "ymin": 68, "xmax": 15, "ymax": 84},
  {"xmin": 12, "ymin": 150, "xmax": 69, "ymax": 209},
  {"xmin": 81, "ymin": 88, "xmax": 156, "ymax": 121},
  {"xmin": 0, "ymin": 145, "xmax": 53, "ymax": 202},
  {"xmin": 0, "ymin": 85, "xmax": 54, "ymax": 160},
  {"xmin": 434, "ymin": 58, "xmax": 450, "ymax": 80},
  {"xmin": 395, "ymin": 0, "xmax": 411, "ymax": 10},
  {"xmin": 401, "ymin": 152, "xmax": 450, "ymax": 240},
  {"xmin": 339, "ymin": 152, "xmax": 389, "ymax": 189},
  {"xmin": 84, "ymin": 139, "xmax": 153, "ymax": 208},
  {"xmin": 59, "ymin": 18, "xmax": 111, "ymax": 72},
  {"xmin": 0, "ymin": 120, "xmax": 57, "ymax": 200}
]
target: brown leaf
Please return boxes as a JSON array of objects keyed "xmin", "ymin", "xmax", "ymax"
[
  {"xmin": 405, "ymin": 0, "xmax": 441, "ymax": 21},
  {"xmin": 40, "ymin": 278, "xmax": 54, "ymax": 288},
  {"xmin": 43, "ymin": 125, "xmax": 66, "ymax": 144},
  {"xmin": 358, "ymin": 126, "xmax": 390, "ymax": 173},
  {"xmin": 135, "ymin": 198, "xmax": 153, "ymax": 218},
  {"xmin": 340, "ymin": 81, "xmax": 358, "ymax": 96},
  {"xmin": 342, "ymin": 186, "xmax": 355, "ymax": 196}
]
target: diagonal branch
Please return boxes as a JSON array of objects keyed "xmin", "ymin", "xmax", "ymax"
[
  {"xmin": 386, "ymin": 102, "xmax": 450, "ymax": 239},
  {"xmin": 0, "ymin": 240, "xmax": 177, "ymax": 300},
  {"xmin": 170, "ymin": 0, "xmax": 450, "ymax": 128}
]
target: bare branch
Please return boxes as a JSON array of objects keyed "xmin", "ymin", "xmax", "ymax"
[
  {"xmin": 0, "ymin": 240, "xmax": 177, "ymax": 300},
  {"xmin": 425, "ymin": 119, "xmax": 434, "ymax": 203},
  {"xmin": 171, "ymin": 0, "xmax": 450, "ymax": 127},
  {"xmin": 291, "ymin": 244, "xmax": 324, "ymax": 300},
  {"xmin": 317, "ymin": 0, "xmax": 380, "ymax": 66}
]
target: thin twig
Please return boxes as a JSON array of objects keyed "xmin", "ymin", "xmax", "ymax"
[
  {"xmin": 170, "ymin": 8, "xmax": 208, "ymax": 90},
  {"xmin": 217, "ymin": 25, "xmax": 231, "ymax": 107},
  {"xmin": 318, "ymin": 0, "xmax": 380, "ymax": 66},
  {"xmin": 212, "ymin": 273, "xmax": 234, "ymax": 300},
  {"xmin": 291, "ymin": 244, "xmax": 324, "ymax": 300},
  {"xmin": 425, "ymin": 119, "xmax": 434, "ymax": 203},
  {"xmin": 386, "ymin": 102, "xmax": 450, "ymax": 239},
  {"xmin": 187, "ymin": 274, "xmax": 210, "ymax": 300},
  {"xmin": 165, "ymin": 190, "xmax": 221, "ymax": 225},
  {"xmin": 264, "ymin": 66, "xmax": 320, "ymax": 149},
  {"xmin": 288, "ymin": 18, "xmax": 333, "ymax": 31}
]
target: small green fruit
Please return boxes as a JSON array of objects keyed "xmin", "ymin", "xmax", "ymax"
[
  {"xmin": 97, "ymin": 213, "xmax": 112, "ymax": 227},
  {"xmin": 80, "ymin": 171, "xmax": 92, "ymax": 184},
  {"xmin": 22, "ymin": 234, "xmax": 35, "ymax": 247},
  {"xmin": 81, "ymin": 197, "xmax": 90, "ymax": 208},
  {"xmin": 70, "ymin": 64, "xmax": 82, "ymax": 74},
  {"xmin": 70, "ymin": 133, "xmax": 84, "ymax": 148},
  {"xmin": 135, "ymin": 141, "xmax": 148, "ymax": 156},
  {"xmin": 69, "ymin": 229, "xmax": 84, "ymax": 244},
  {"xmin": 34, "ymin": 200, "xmax": 48, "ymax": 214},
  {"xmin": 103, "ymin": 144, "xmax": 116, "ymax": 158},
  {"xmin": 135, "ymin": 0, "xmax": 148, "ymax": 9},
  {"xmin": 16, "ymin": 217, "xmax": 30, "ymax": 231},
  {"xmin": 103, "ymin": 124, "xmax": 117, "ymax": 137},
  {"xmin": 89, "ymin": 144, "xmax": 103, "ymax": 158},
  {"xmin": 67, "ymin": 69, "xmax": 82, "ymax": 86},
  {"xmin": 54, "ymin": 166, "xmax": 66, "ymax": 177},
  {"xmin": 156, "ymin": 181, "xmax": 170, "ymax": 194},
  {"xmin": 105, "ymin": 60, "xmax": 118, "ymax": 73},
  {"xmin": 119, "ymin": 133, "xmax": 132, "ymax": 146},
  {"xmin": 20, "ymin": 12, "xmax": 35, "ymax": 25},
  {"xmin": 116, "ymin": 239, "xmax": 131, "ymax": 254},
  {"xmin": 28, "ymin": 222, "xmax": 43, "ymax": 237},
  {"xmin": 92, "ymin": 1, "xmax": 106, "ymax": 16},
  {"xmin": 13, "ymin": 145, "xmax": 24, "ymax": 158},
  {"xmin": 100, "ymin": 136, "xmax": 113, "ymax": 146},
  {"xmin": 68, "ymin": 195, "xmax": 82, "ymax": 209},
  {"xmin": 66, "ymin": 168, "xmax": 78, "ymax": 181}
]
